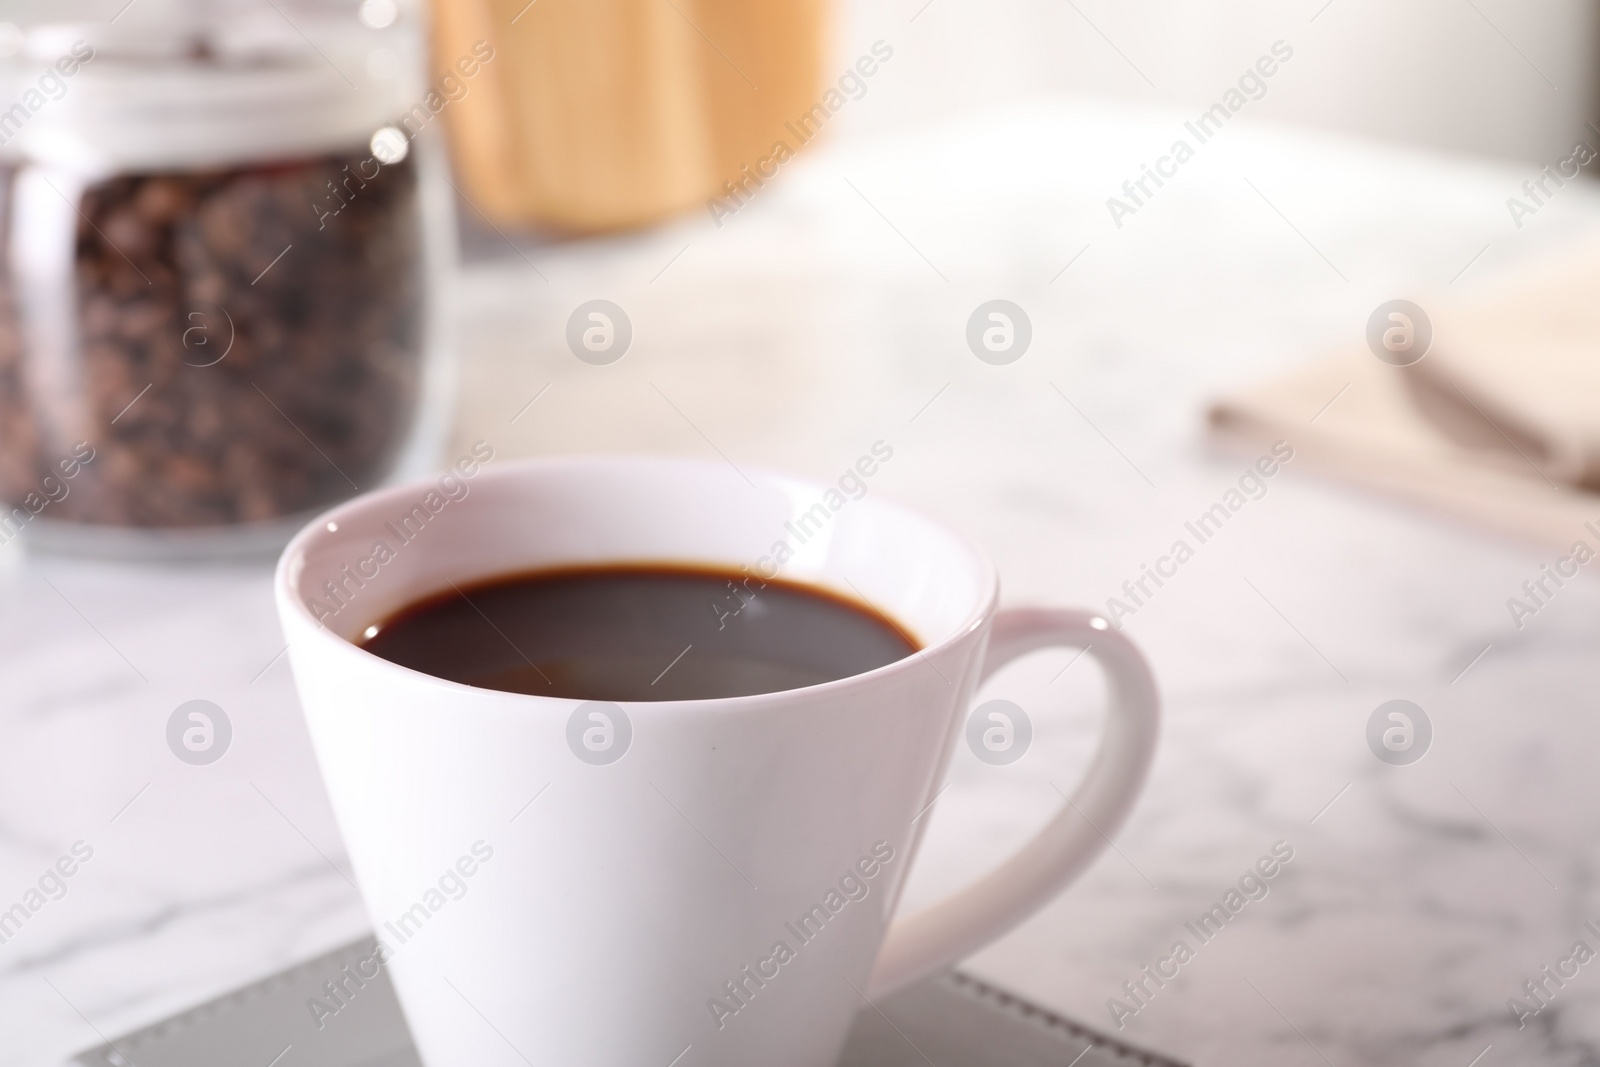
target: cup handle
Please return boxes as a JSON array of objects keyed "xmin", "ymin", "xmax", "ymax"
[{"xmin": 866, "ymin": 607, "xmax": 1161, "ymax": 1000}]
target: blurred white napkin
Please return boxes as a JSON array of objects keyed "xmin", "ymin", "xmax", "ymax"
[
  {"xmin": 1416, "ymin": 239, "xmax": 1600, "ymax": 489},
  {"xmin": 1209, "ymin": 240, "xmax": 1600, "ymax": 553}
]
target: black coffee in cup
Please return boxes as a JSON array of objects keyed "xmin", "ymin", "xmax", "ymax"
[{"xmin": 358, "ymin": 564, "xmax": 918, "ymax": 701}]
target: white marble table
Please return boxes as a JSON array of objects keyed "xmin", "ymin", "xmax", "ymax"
[{"xmin": 5, "ymin": 96, "xmax": 1600, "ymax": 1067}]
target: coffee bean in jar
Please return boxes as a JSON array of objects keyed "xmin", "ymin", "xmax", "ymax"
[
  {"xmin": 0, "ymin": 9, "xmax": 450, "ymax": 555},
  {"xmin": 0, "ymin": 151, "xmax": 424, "ymax": 529}
]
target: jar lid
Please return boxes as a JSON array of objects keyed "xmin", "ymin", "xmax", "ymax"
[{"xmin": 2, "ymin": 3, "xmax": 418, "ymax": 172}]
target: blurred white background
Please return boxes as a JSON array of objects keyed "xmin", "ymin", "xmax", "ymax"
[
  {"xmin": 837, "ymin": 0, "xmax": 1597, "ymax": 165},
  {"xmin": 7, "ymin": 0, "xmax": 1591, "ymax": 165}
]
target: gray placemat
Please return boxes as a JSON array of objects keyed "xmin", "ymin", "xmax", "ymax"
[
  {"xmin": 839, "ymin": 970, "xmax": 1185, "ymax": 1067},
  {"xmin": 68, "ymin": 937, "xmax": 1187, "ymax": 1067}
]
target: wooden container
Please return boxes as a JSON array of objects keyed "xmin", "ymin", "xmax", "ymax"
[{"xmin": 430, "ymin": 0, "xmax": 829, "ymax": 233}]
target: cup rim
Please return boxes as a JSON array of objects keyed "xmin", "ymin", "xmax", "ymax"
[{"xmin": 274, "ymin": 454, "xmax": 1000, "ymax": 710}]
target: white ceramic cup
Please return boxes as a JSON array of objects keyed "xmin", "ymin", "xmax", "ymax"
[{"xmin": 275, "ymin": 455, "xmax": 1159, "ymax": 1067}]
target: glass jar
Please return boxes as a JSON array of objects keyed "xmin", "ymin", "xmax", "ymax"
[{"xmin": 0, "ymin": 0, "xmax": 454, "ymax": 556}]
